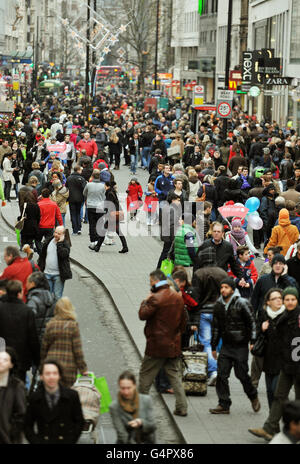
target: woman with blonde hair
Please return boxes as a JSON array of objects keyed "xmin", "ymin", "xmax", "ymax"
[
  {"xmin": 40, "ymin": 297, "xmax": 88, "ymax": 387},
  {"xmin": 108, "ymin": 131, "xmax": 122, "ymax": 170}
]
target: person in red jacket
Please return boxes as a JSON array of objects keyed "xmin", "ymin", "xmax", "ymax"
[
  {"xmin": 126, "ymin": 178, "xmax": 143, "ymax": 220},
  {"xmin": 229, "ymin": 246, "xmax": 258, "ymax": 299},
  {"xmin": 0, "ymin": 246, "xmax": 39, "ymax": 302},
  {"xmin": 76, "ymin": 132, "xmax": 98, "ymax": 160},
  {"xmin": 36, "ymin": 188, "xmax": 63, "ymax": 255}
]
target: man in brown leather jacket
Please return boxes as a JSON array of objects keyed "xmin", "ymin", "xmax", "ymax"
[{"xmin": 138, "ymin": 269, "xmax": 188, "ymax": 416}]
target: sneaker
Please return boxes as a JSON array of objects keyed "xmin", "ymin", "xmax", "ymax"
[
  {"xmin": 251, "ymin": 397, "xmax": 261, "ymax": 413},
  {"xmin": 72, "ymin": 232, "xmax": 78, "ymax": 236},
  {"xmin": 207, "ymin": 372, "xmax": 217, "ymax": 386},
  {"xmin": 248, "ymin": 428, "xmax": 273, "ymax": 441},
  {"xmin": 88, "ymin": 244, "xmax": 95, "ymax": 250},
  {"xmin": 77, "ymin": 231, "xmax": 81, "ymax": 235},
  {"xmin": 173, "ymin": 409, "xmax": 187, "ymax": 417},
  {"xmin": 209, "ymin": 405, "xmax": 230, "ymax": 414}
]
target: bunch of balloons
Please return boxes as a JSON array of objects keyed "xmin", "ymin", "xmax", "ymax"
[{"xmin": 245, "ymin": 197, "xmax": 263, "ymax": 230}]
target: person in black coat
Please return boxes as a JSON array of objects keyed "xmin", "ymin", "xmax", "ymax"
[
  {"xmin": 0, "ymin": 347, "xmax": 27, "ymax": 444},
  {"xmin": 195, "ymin": 222, "xmax": 242, "ymax": 278},
  {"xmin": 286, "ymin": 242, "xmax": 300, "ymax": 288},
  {"xmin": 0, "ymin": 281, "xmax": 40, "ymax": 382},
  {"xmin": 255, "ymin": 288, "xmax": 285, "ymax": 409},
  {"xmin": 65, "ymin": 165, "xmax": 87, "ymax": 234},
  {"xmin": 19, "ymin": 191, "xmax": 40, "ymax": 248},
  {"xmin": 24, "ymin": 360, "xmax": 84, "ymax": 444},
  {"xmin": 214, "ymin": 167, "xmax": 231, "ymax": 207}
]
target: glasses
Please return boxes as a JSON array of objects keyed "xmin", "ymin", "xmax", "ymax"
[{"xmin": 269, "ymin": 296, "xmax": 283, "ymax": 301}]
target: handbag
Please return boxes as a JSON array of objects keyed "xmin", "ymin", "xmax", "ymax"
[
  {"xmin": 251, "ymin": 333, "xmax": 266, "ymax": 357},
  {"xmin": 167, "ymin": 145, "xmax": 181, "ymax": 159},
  {"xmin": 15, "ymin": 202, "xmax": 27, "ymax": 231},
  {"xmin": 160, "ymin": 258, "xmax": 174, "ymax": 276}
]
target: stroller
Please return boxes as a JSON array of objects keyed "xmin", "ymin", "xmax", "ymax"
[{"xmin": 72, "ymin": 373, "xmax": 101, "ymax": 444}]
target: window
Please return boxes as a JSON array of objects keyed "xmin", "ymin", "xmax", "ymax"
[{"xmin": 290, "ymin": 0, "xmax": 300, "ymax": 62}]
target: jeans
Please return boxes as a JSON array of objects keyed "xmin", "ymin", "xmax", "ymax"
[
  {"xmin": 4, "ymin": 180, "xmax": 12, "ymax": 201},
  {"xmin": 61, "ymin": 213, "xmax": 66, "ymax": 227},
  {"xmin": 87, "ymin": 208, "xmax": 105, "ymax": 243},
  {"xmin": 263, "ymin": 370, "xmax": 300, "ymax": 435},
  {"xmin": 69, "ymin": 202, "xmax": 82, "ymax": 234},
  {"xmin": 265, "ymin": 373, "xmax": 280, "ymax": 409},
  {"xmin": 80, "ymin": 203, "xmax": 88, "ymax": 222},
  {"xmin": 130, "ymin": 154, "xmax": 138, "ymax": 174},
  {"xmin": 216, "ymin": 345, "xmax": 257, "ymax": 410},
  {"xmin": 198, "ymin": 313, "xmax": 217, "ymax": 377},
  {"xmin": 155, "ymin": 368, "xmax": 172, "ymax": 392},
  {"xmin": 44, "ymin": 273, "xmax": 64, "ymax": 299},
  {"xmin": 142, "ymin": 147, "xmax": 151, "ymax": 168}
]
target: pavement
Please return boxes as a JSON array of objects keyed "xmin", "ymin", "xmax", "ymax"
[{"xmin": 0, "ymin": 164, "xmax": 271, "ymax": 444}]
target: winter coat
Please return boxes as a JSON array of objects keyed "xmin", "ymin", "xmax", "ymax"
[
  {"xmin": 228, "ymin": 155, "xmax": 247, "ymax": 176},
  {"xmin": 211, "ymin": 289, "xmax": 257, "ymax": 350},
  {"xmin": 126, "ymin": 183, "xmax": 143, "ymax": 211},
  {"xmin": 214, "ymin": 175, "xmax": 231, "ymax": 206},
  {"xmin": 275, "ymin": 306, "xmax": 300, "ymax": 376},
  {"xmin": 41, "ymin": 319, "xmax": 87, "ymax": 387},
  {"xmin": 139, "ymin": 284, "xmax": 187, "ymax": 358},
  {"xmin": 110, "ymin": 394, "xmax": 156, "ymax": 444},
  {"xmin": 251, "ymin": 271, "xmax": 298, "ymax": 317},
  {"xmin": 0, "ymin": 375, "xmax": 26, "ymax": 444},
  {"xmin": 228, "ymin": 258, "xmax": 258, "ymax": 299},
  {"xmin": 26, "ymin": 288, "xmax": 56, "ymax": 343},
  {"xmin": 28, "ymin": 169, "xmax": 44, "ymax": 193},
  {"xmin": 38, "ymin": 236, "xmax": 72, "ymax": 283},
  {"xmin": 24, "ymin": 384, "xmax": 84, "ymax": 444},
  {"xmin": 76, "ymin": 138, "xmax": 98, "ymax": 157},
  {"xmin": 0, "ymin": 257, "xmax": 39, "ymax": 302},
  {"xmin": 65, "ymin": 172, "xmax": 87, "ymax": 204},
  {"xmin": 174, "ymin": 224, "xmax": 199, "ymax": 267},
  {"xmin": 38, "ymin": 197, "xmax": 63, "ymax": 229},
  {"xmin": 50, "ymin": 186, "xmax": 69, "ymax": 214},
  {"xmin": 108, "ymin": 140, "xmax": 122, "ymax": 155},
  {"xmin": 264, "ymin": 218, "xmax": 299, "ymax": 257},
  {"xmin": 19, "ymin": 202, "xmax": 40, "ymax": 240},
  {"xmin": 257, "ymin": 309, "xmax": 283, "ymax": 375},
  {"xmin": 0, "ymin": 296, "xmax": 40, "ymax": 371},
  {"xmin": 195, "ymin": 239, "xmax": 242, "ymax": 278},
  {"xmin": 188, "ymin": 177, "xmax": 202, "ymax": 202},
  {"xmin": 287, "ymin": 254, "xmax": 300, "ymax": 288},
  {"xmin": 160, "ymin": 202, "xmax": 181, "ymax": 243},
  {"xmin": 2, "ymin": 157, "xmax": 15, "ymax": 183}
]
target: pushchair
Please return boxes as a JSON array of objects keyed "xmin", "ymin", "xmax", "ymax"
[{"xmin": 72, "ymin": 372, "xmax": 101, "ymax": 444}]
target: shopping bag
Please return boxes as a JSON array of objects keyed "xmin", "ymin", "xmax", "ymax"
[
  {"xmin": 77, "ymin": 373, "xmax": 111, "ymax": 414},
  {"xmin": 94, "ymin": 376, "xmax": 112, "ymax": 414},
  {"xmin": 15, "ymin": 228, "xmax": 21, "ymax": 246},
  {"xmin": 160, "ymin": 259, "xmax": 174, "ymax": 276}
]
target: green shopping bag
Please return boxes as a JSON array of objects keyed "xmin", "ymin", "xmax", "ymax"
[
  {"xmin": 15, "ymin": 228, "xmax": 21, "ymax": 246},
  {"xmin": 160, "ymin": 258, "xmax": 174, "ymax": 276},
  {"xmin": 76, "ymin": 373, "xmax": 112, "ymax": 414},
  {"xmin": 94, "ymin": 376, "xmax": 112, "ymax": 414}
]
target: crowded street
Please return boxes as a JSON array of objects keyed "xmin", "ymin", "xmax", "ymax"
[{"xmin": 0, "ymin": 0, "xmax": 300, "ymax": 450}]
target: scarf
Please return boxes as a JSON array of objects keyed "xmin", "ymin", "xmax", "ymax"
[
  {"xmin": 266, "ymin": 305, "xmax": 285, "ymax": 320},
  {"xmin": 229, "ymin": 229, "xmax": 246, "ymax": 253},
  {"xmin": 240, "ymin": 175, "xmax": 251, "ymax": 190},
  {"xmin": 118, "ymin": 390, "xmax": 139, "ymax": 419}
]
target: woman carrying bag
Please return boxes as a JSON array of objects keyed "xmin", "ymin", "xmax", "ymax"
[{"xmin": 251, "ymin": 288, "xmax": 285, "ymax": 409}]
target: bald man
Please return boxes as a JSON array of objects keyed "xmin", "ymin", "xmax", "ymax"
[{"xmin": 37, "ymin": 226, "xmax": 72, "ymax": 299}]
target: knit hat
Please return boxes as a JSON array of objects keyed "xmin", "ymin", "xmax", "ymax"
[
  {"xmin": 98, "ymin": 162, "xmax": 106, "ymax": 170},
  {"xmin": 282, "ymin": 287, "xmax": 299, "ymax": 300},
  {"xmin": 231, "ymin": 218, "xmax": 242, "ymax": 228},
  {"xmin": 271, "ymin": 254, "xmax": 286, "ymax": 266},
  {"xmin": 220, "ymin": 277, "xmax": 236, "ymax": 290},
  {"xmin": 197, "ymin": 247, "xmax": 217, "ymax": 268}
]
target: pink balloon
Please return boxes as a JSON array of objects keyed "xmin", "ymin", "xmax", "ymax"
[{"xmin": 248, "ymin": 215, "xmax": 263, "ymax": 230}]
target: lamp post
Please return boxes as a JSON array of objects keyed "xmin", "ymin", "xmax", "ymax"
[
  {"xmin": 85, "ymin": 0, "xmax": 91, "ymax": 117},
  {"xmin": 154, "ymin": 0, "xmax": 160, "ymax": 90},
  {"xmin": 223, "ymin": 0, "xmax": 233, "ymax": 139}
]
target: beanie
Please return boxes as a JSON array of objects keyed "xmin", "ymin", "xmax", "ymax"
[
  {"xmin": 282, "ymin": 287, "xmax": 299, "ymax": 300},
  {"xmin": 271, "ymin": 254, "xmax": 286, "ymax": 266},
  {"xmin": 220, "ymin": 277, "xmax": 236, "ymax": 290},
  {"xmin": 98, "ymin": 162, "xmax": 106, "ymax": 170}
]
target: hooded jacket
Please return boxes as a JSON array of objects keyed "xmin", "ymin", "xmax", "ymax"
[
  {"xmin": 264, "ymin": 209, "xmax": 299, "ymax": 256},
  {"xmin": 26, "ymin": 288, "xmax": 56, "ymax": 343}
]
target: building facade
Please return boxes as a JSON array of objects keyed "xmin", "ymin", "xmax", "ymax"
[{"xmin": 248, "ymin": 0, "xmax": 300, "ymax": 127}]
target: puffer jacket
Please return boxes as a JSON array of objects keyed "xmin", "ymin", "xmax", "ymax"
[
  {"xmin": 50, "ymin": 186, "xmax": 69, "ymax": 214},
  {"xmin": 139, "ymin": 283, "xmax": 187, "ymax": 358},
  {"xmin": 26, "ymin": 288, "xmax": 56, "ymax": 343},
  {"xmin": 211, "ymin": 289, "xmax": 257, "ymax": 350}
]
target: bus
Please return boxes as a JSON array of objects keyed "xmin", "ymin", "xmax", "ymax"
[
  {"xmin": 38, "ymin": 79, "xmax": 64, "ymax": 99},
  {"xmin": 97, "ymin": 66, "xmax": 124, "ymax": 78}
]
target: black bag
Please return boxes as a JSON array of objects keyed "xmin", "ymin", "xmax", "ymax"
[{"xmin": 251, "ymin": 333, "xmax": 266, "ymax": 357}]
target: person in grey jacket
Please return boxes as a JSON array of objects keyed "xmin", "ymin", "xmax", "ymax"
[
  {"xmin": 110, "ymin": 371, "xmax": 156, "ymax": 444},
  {"xmin": 83, "ymin": 169, "xmax": 106, "ymax": 250},
  {"xmin": 26, "ymin": 272, "xmax": 56, "ymax": 344}
]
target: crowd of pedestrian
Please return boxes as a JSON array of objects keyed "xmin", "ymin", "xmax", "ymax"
[{"xmin": 0, "ymin": 86, "xmax": 299, "ymax": 445}]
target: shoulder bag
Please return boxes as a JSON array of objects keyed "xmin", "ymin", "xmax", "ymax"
[{"xmin": 15, "ymin": 203, "xmax": 27, "ymax": 231}]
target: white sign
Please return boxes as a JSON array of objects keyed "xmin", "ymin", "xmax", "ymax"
[
  {"xmin": 217, "ymin": 101, "xmax": 232, "ymax": 119},
  {"xmin": 0, "ymin": 101, "xmax": 14, "ymax": 113},
  {"xmin": 249, "ymin": 86, "xmax": 261, "ymax": 97},
  {"xmin": 217, "ymin": 90, "xmax": 234, "ymax": 101},
  {"xmin": 194, "ymin": 85, "xmax": 204, "ymax": 94}
]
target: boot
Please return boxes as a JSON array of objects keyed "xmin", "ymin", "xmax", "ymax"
[{"xmin": 119, "ymin": 236, "xmax": 128, "ymax": 253}]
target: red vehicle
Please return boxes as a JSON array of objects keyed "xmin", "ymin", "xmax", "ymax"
[{"xmin": 97, "ymin": 66, "xmax": 123, "ymax": 78}]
